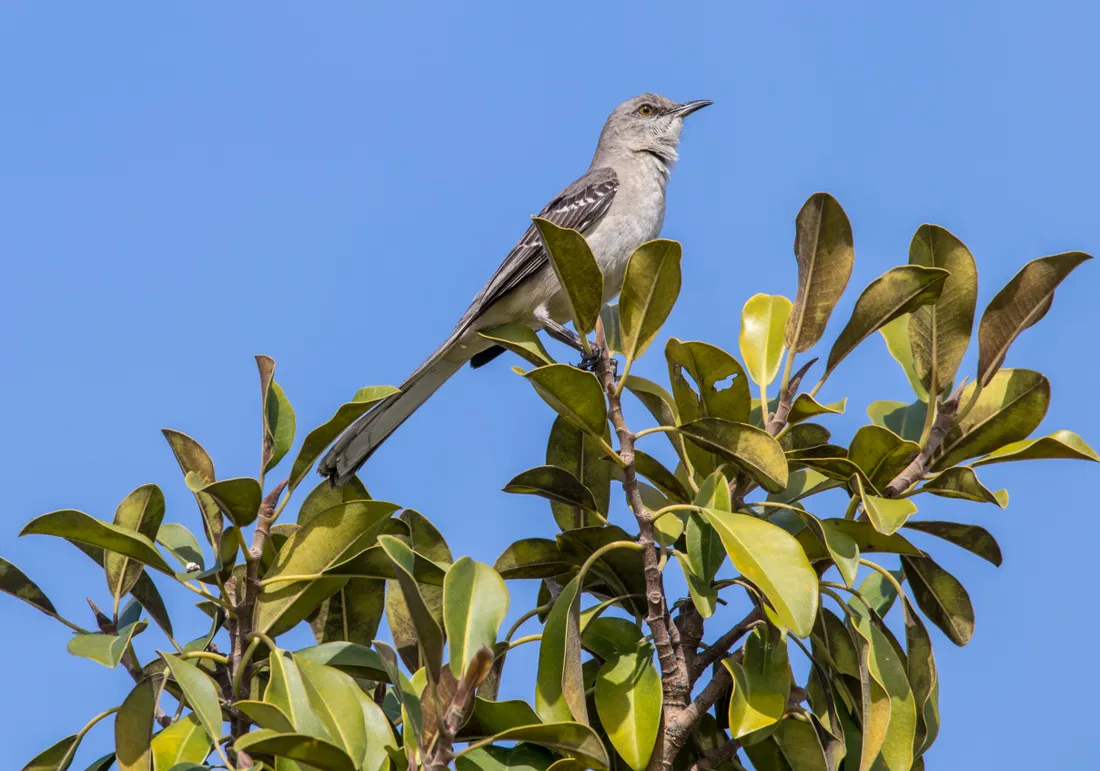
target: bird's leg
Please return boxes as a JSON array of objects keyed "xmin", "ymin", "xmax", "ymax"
[{"xmin": 536, "ymin": 310, "xmax": 603, "ymax": 370}]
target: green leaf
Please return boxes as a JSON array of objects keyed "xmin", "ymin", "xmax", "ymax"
[
  {"xmin": 903, "ymin": 521, "xmax": 1002, "ymax": 566},
  {"xmin": 298, "ymin": 660, "xmax": 370, "ymax": 765},
  {"xmin": 855, "ymin": 476, "xmax": 917, "ymax": 536},
  {"xmin": 699, "ymin": 508, "xmax": 818, "ymax": 636},
  {"xmin": 901, "ymin": 555, "xmax": 975, "ymax": 646},
  {"xmin": 534, "ymin": 217, "xmax": 603, "ymax": 336},
  {"xmin": 254, "ymin": 500, "xmax": 400, "ymax": 636},
  {"xmin": 386, "ymin": 510, "xmax": 452, "ymax": 673},
  {"xmin": 308, "ymin": 570, "xmax": 385, "ymax": 648},
  {"xmin": 825, "ymin": 265, "xmax": 949, "ymax": 378},
  {"xmin": 680, "ymin": 472, "xmax": 729, "ymax": 617},
  {"xmin": 356, "ymin": 687, "xmax": 398, "ymax": 771},
  {"xmin": 67, "ymin": 620, "xmax": 147, "ymax": 669},
  {"xmin": 633, "ymin": 450, "xmax": 690, "ymax": 503},
  {"xmin": 919, "ymin": 466, "xmax": 1007, "ymax": 507},
  {"xmin": 679, "ymin": 418, "xmax": 788, "ymax": 493},
  {"xmin": 907, "ymin": 225, "xmax": 978, "ymax": 396},
  {"xmin": 724, "ymin": 626, "xmax": 791, "ymax": 738},
  {"xmin": 973, "ymin": 429, "xmax": 1100, "ymax": 466},
  {"xmin": 297, "ymin": 476, "xmax": 371, "ymax": 526},
  {"xmin": 546, "ymin": 416, "xmax": 612, "ymax": 529},
  {"xmin": 878, "ymin": 312, "xmax": 930, "ymax": 401},
  {"xmin": 494, "ymin": 538, "xmax": 569, "ymax": 580},
  {"xmin": 295, "ymin": 642, "xmax": 389, "ymax": 683},
  {"xmin": 161, "ymin": 653, "xmax": 225, "ymax": 752},
  {"xmin": 789, "ymin": 509, "xmax": 859, "ymax": 588},
  {"xmin": 156, "ymin": 524, "xmax": 205, "ymax": 571},
  {"xmin": 21, "ymin": 510, "xmax": 173, "ymax": 576},
  {"xmin": 105, "ymin": 484, "xmax": 166, "ymax": 603},
  {"xmin": 503, "ymin": 466, "xmax": 600, "ymax": 517},
  {"xmin": 201, "ymin": 477, "xmax": 262, "ymax": 528},
  {"xmin": 619, "ymin": 239, "xmax": 682, "ymax": 368},
  {"xmin": 444, "ymin": 557, "xmax": 509, "ymax": 676},
  {"xmin": 786, "ymin": 394, "xmax": 846, "ymax": 425},
  {"xmin": 0, "ymin": 556, "xmax": 57, "ymax": 618},
  {"xmin": 161, "ymin": 429, "xmax": 222, "ymax": 547},
  {"xmin": 740, "ymin": 294, "xmax": 793, "ymax": 387},
  {"xmin": 796, "ymin": 519, "xmax": 921, "ymax": 562},
  {"xmin": 23, "ymin": 734, "xmax": 81, "ymax": 771},
  {"xmin": 151, "ymin": 713, "xmax": 211, "ymax": 771},
  {"xmin": 287, "ymin": 387, "xmax": 397, "ymax": 491},
  {"xmin": 460, "ymin": 723, "xmax": 609, "ymax": 771},
  {"xmin": 850, "ymin": 603, "xmax": 916, "ymax": 771},
  {"xmin": 867, "ymin": 399, "xmax": 927, "ymax": 443},
  {"xmin": 581, "ymin": 617, "xmax": 644, "ymax": 661},
  {"xmin": 235, "ymin": 700, "xmax": 295, "ymax": 732},
  {"xmin": 232, "ymin": 733, "xmax": 356, "ymax": 771},
  {"xmin": 535, "ymin": 575, "xmax": 586, "ymax": 724},
  {"xmin": 778, "ymin": 422, "xmax": 831, "ymax": 453},
  {"xmin": 768, "ymin": 468, "xmax": 839, "ymax": 504},
  {"xmin": 594, "ymin": 646, "xmax": 661, "ymax": 770},
  {"xmin": 852, "ymin": 566, "xmax": 904, "ymax": 617},
  {"xmin": 976, "ymin": 251, "xmax": 1092, "ymax": 386},
  {"xmin": 116, "ymin": 677, "xmax": 158, "ymax": 771},
  {"xmin": 524, "ymin": 365, "xmax": 608, "ymax": 439},
  {"xmin": 902, "ymin": 597, "xmax": 939, "ymax": 759},
  {"xmin": 848, "ymin": 424, "xmax": 921, "ymax": 490},
  {"xmin": 378, "ymin": 535, "xmax": 446, "ymax": 681},
  {"xmin": 374, "ymin": 641, "xmax": 424, "ymax": 744},
  {"xmin": 460, "ymin": 699, "xmax": 543, "ymax": 740},
  {"xmin": 84, "ymin": 753, "xmax": 117, "ymax": 771},
  {"xmin": 785, "ymin": 193, "xmax": 855, "ymax": 354},
  {"xmin": 266, "ymin": 648, "xmax": 331, "ymax": 740},
  {"xmin": 666, "ymin": 339, "xmax": 751, "ymax": 425},
  {"xmin": 264, "ymin": 378, "xmax": 297, "ymax": 473},
  {"xmin": 479, "ymin": 324, "xmax": 555, "ymax": 368},
  {"xmin": 600, "ymin": 303, "xmax": 623, "ymax": 356},
  {"xmin": 933, "ymin": 369, "xmax": 1049, "ymax": 471},
  {"xmin": 745, "ymin": 715, "xmax": 831, "ymax": 771}
]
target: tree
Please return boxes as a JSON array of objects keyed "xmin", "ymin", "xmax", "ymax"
[{"xmin": 3, "ymin": 192, "xmax": 1094, "ymax": 771}]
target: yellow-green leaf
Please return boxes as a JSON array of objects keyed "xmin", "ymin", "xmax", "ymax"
[
  {"xmin": 459, "ymin": 723, "xmax": 609, "ymax": 770},
  {"xmin": 786, "ymin": 394, "xmax": 847, "ymax": 425},
  {"xmin": 536, "ymin": 576, "xmax": 586, "ymax": 724},
  {"xmin": 525, "ymin": 364, "xmax": 608, "ymax": 439},
  {"xmin": 878, "ymin": 314, "xmax": 929, "ymax": 401},
  {"xmin": 919, "ymin": 466, "xmax": 1007, "ymax": 508},
  {"xmin": 161, "ymin": 654, "xmax": 224, "ymax": 752},
  {"xmin": 444, "ymin": 557, "xmax": 509, "ymax": 677},
  {"xmin": 740, "ymin": 294, "xmax": 793, "ymax": 386},
  {"xmin": 150, "ymin": 714, "xmax": 210, "ymax": 771},
  {"xmin": 534, "ymin": 217, "xmax": 603, "ymax": 336},
  {"xmin": 378, "ymin": 535, "xmax": 445, "ymax": 681},
  {"xmin": 201, "ymin": 477, "xmax": 262, "ymax": 528},
  {"xmin": 679, "ymin": 418, "xmax": 789, "ymax": 493},
  {"xmin": 21, "ymin": 510, "xmax": 174, "ymax": 576},
  {"xmin": 973, "ymin": 429, "xmax": 1099, "ymax": 466},
  {"xmin": 478, "ymin": 324, "xmax": 555, "ymax": 368},
  {"xmin": 67, "ymin": 620, "xmax": 147, "ymax": 669},
  {"xmin": 724, "ymin": 626, "xmax": 791, "ymax": 738},
  {"xmin": 263, "ymin": 378, "xmax": 296, "ymax": 473},
  {"xmin": 867, "ymin": 399, "xmax": 927, "ymax": 442},
  {"xmin": 116, "ymin": 677, "xmax": 159, "ymax": 771},
  {"xmin": 594, "ymin": 646, "xmax": 661, "ymax": 770},
  {"xmin": 855, "ymin": 476, "xmax": 916, "ymax": 535},
  {"xmin": 232, "ymin": 732, "xmax": 357, "ymax": 771},
  {"xmin": 105, "ymin": 485, "xmax": 166, "ymax": 603},
  {"xmin": 619, "ymin": 239, "xmax": 682, "ymax": 368}
]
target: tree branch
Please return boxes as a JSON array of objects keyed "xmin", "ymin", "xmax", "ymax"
[
  {"xmin": 883, "ymin": 383, "xmax": 964, "ymax": 497},
  {"xmin": 687, "ymin": 738, "xmax": 742, "ymax": 771},
  {"xmin": 665, "ymin": 660, "xmax": 735, "ymax": 760},
  {"xmin": 690, "ymin": 607, "xmax": 761, "ymax": 682}
]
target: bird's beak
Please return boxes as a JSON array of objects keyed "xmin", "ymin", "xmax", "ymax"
[{"xmin": 671, "ymin": 99, "xmax": 713, "ymax": 118}]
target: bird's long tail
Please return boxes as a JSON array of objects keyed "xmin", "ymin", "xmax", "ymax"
[{"xmin": 318, "ymin": 328, "xmax": 476, "ymax": 486}]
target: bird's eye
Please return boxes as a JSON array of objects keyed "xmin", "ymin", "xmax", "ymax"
[{"xmin": 638, "ymin": 104, "xmax": 653, "ymax": 116}]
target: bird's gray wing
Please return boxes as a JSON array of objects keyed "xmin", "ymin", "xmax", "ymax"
[{"xmin": 462, "ymin": 166, "xmax": 619, "ymax": 323}]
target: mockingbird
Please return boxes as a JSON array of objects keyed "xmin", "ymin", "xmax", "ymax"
[{"xmin": 320, "ymin": 93, "xmax": 711, "ymax": 486}]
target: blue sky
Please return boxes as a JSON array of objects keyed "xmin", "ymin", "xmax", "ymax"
[{"xmin": 1, "ymin": 2, "xmax": 1097, "ymax": 768}]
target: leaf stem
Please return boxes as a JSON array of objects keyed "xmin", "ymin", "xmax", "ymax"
[
  {"xmin": 759, "ymin": 380, "xmax": 770, "ymax": 427},
  {"xmin": 503, "ymin": 604, "xmax": 551, "ymax": 644},
  {"xmin": 859, "ymin": 558, "xmax": 907, "ymax": 600},
  {"xmin": 843, "ymin": 494, "xmax": 860, "ymax": 520},
  {"xmin": 178, "ymin": 650, "xmax": 230, "ymax": 665},
  {"xmin": 232, "ymin": 636, "xmax": 262, "ymax": 699},
  {"xmin": 56, "ymin": 706, "xmax": 121, "ymax": 770},
  {"xmin": 634, "ymin": 425, "xmax": 679, "ymax": 440}
]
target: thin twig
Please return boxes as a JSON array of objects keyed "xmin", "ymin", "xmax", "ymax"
[{"xmin": 690, "ymin": 608, "xmax": 762, "ymax": 681}]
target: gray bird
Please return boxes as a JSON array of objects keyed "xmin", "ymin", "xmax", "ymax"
[{"xmin": 319, "ymin": 93, "xmax": 711, "ymax": 486}]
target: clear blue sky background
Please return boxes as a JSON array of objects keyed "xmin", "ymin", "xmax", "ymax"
[{"xmin": 1, "ymin": 3, "xmax": 1097, "ymax": 768}]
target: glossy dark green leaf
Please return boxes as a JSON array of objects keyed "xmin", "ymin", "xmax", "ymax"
[
  {"xmin": 680, "ymin": 418, "xmax": 788, "ymax": 493},
  {"xmin": 67, "ymin": 620, "xmax": 147, "ymax": 669},
  {"xmin": 263, "ymin": 378, "xmax": 296, "ymax": 473},
  {"xmin": 901, "ymin": 597, "xmax": 939, "ymax": 758},
  {"xmin": 116, "ymin": 677, "xmax": 158, "ymax": 771},
  {"xmin": 908, "ymin": 225, "xmax": 978, "ymax": 395},
  {"xmin": 0, "ymin": 556, "xmax": 57, "ymax": 618},
  {"xmin": 700, "ymin": 508, "xmax": 818, "ymax": 636},
  {"xmin": 287, "ymin": 388, "xmax": 396, "ymax": 491},
  {"xmin": 232, "ymin": 732, "xmax": 356, "ymax": 771},
  {"xmin": 785, "ymin": 193, "xmax": 855, "ymax": 354},
  {"xmin": 255, "ymin": 500, "xmax": 399, "ymax": 636},
  {"xmin": 150, "ymin": 713, "xmax": 210, "ymax": 770},
  {"xmin": 866, "ymin": 399, "xmax": 927, "ymax": 443},
  {"xmin": 826, "ymin": 265, "xmax": 949, "ymax": 378},
  {"xmin": 479, "ymin": 324, "xmax": 555, "ymax": 368},
  {"xmin": 919, "ymin": 466, "xmax": 1007, "ymax": 508},
  {"xmin": 493, "ymin": 538, "xmax": 568, "ymax": 580},
  {"xmin": 378, "ymin": 535, "xmax": 446, "ymax": 680},
  {"xmin": 796, "ymin": 520, "xmax": 921, "ymax": 562},
  {"xmin": 595, "ymin": 645, "xmax": 661, "ymax": 770},
  {"xmin": 740, "ymin": 294, "xmax": 794, "ymax": 387},
  {"xmin": 21, "ymin": 510, "xmax": 173, "ymax": 575},
  {"xmin": 855, "ymin": 477, "xmax": 916, "ymax": 536},
  {"xmin": 786, "ymin": 394, "xmax": 847, "ymax": 425},
  {"xmin": 201, "ymin": 477, "xmax": 262, "ymax": 529},
  {"xmin": 444, "ymin": 557, "xmax": 509, "ymax": 676},
  {"xmin": 973, "ymin": 429, "xmax": 1099, "ymax": 466},
  {"xmin": 297, "ymin": 476, "xmax": 371, "ymax": 526},
  {"xmin": 534, "ymin": 217, "xmax": 603, "ymax": 336},
  {"xmin": 666, "ymin": 338, "xmax": 752, "ymax": 425},
  {"xmin": 503, "ymin": 465, "xmax": 601, "ymax": 519},
  {"xmin": 633, "ymin": 450, "xmax": 690, "ymax": 503},
  {"xmin": 901, "ymin": 555, "xmax": 974, "ymax": 646},
  {"xmin": 724, "ymin": 626, "xmax": 792, "ymax": 737},
  {"xmin": 976, "ymin": 251, "xmax": 1092, "ymax": 386},
  {"xmin": 878, "ymin": 314, "xmax": 929, "ymax": 401},
  {"xmin": 236, "ymin": 700, "xmax": 295, "ymax": 732},
  {"xmin": 308, "ymin": 575, "xmax": 385, "ymax": 648},
  {"xmin": 524, "ymin": 365, "xmax": 607, "ymax": 439},
  {"xmin": 546, "ymin": 416, "xmax": 612, "ymax": 529},
  {"xmin": 161, "ymin": 653, "xmax": 225, "ymax": 751},
  {"xmin": 848, "ymin": 425, "xmax": 921, "ymax": 491},
  {"xmin": 460, "ymin": 723, "xmax": 609, "ymax": 771},
  {"xmin": 105, "ymin": 484, "xmax": 166, "ymax": 603},
  {"xmin": 161, "ymin": 429, "xmax": 222, "ymax": 547},
  {"xmin": 84, "ymin": 753, "xmax": 117, "ymax": 771},
  {"xmin": 619, "ymin": 239, "xmax": 682, "ymax": 367},
  {"xmin": 934, "ymin": 369, "xmax": 1049, "ymax": 470},
  {"xmin": 903, "ymin": 521, "xmax": 1002, "ymax": 566},
  {"xmin": 535, "ymin": 575, "xmax": 586, "ymax": 723}
]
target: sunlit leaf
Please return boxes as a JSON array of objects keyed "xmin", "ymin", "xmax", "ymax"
[
  {"xmin": 525, "ymin": 365, "xmax": 608, "ymax": 439},
  {"xmin": 666, "ymin": 339, "xmax": 752, "ymax": 425},
  {"xmin": 493, "ymin": 538, "xmax": 569, "ymax": 580},
  {"xmin": 619, "ymin": 239, "xmax": 682, "ymax": 367},
  {"xmin": 724, "ymin": 626, "xmax": 791, "ymax": 738},
  {"xmin": 105, "ymin": 484, "xmax": 166, "ymax": 604},
  {"xmin": 973, "ymin": 429, "xmax": 1099, "ymax": 466},
  {"xmin": 866, "ymin": 399, "xmax": 927, "ymax": 443},
  {"xmin": 0, "ymin": 557, "xmax": 57, "ymax": 619},
  {"xmin": 918, "ymin": 466, "xmax": 1007, "ymax": 508},
  {"xmin": 263, "ymin": 378, "xmax": 296, "ymax": 473},
  {"xmin": 679, "ymin": 418, "xmax": 788, "ymax": 493},
  {"xmin": 739, "ymin": 294, "xmax": 793, "ymax": 387},
  {"xmin": 796, "ymin": 519, "xmax": 921, "ymax": 562},
  {"xmin": 444, "ymin": 557, "xmax": 509, "ymax": 677},
  {"xmin": 460, "ymin": 723, "xmax": 609, "ymax": 770},
  {"xmin": 67, "ymin": 620, "xmax": 147, "ymax": 669},
  {"xmin": 595, "ymin": 645, "xmax": 661, "ymax": 770},
  {"xmin": 503, "ymin": 466, "xmax": 600, "ymax": 518},
  {"xmin": 201, "ymin": 477, "xmax": 262, "ymax": 529},
  {"xmin": 21, "ymin": 510, "xmax": 174, "ymax": 576},
  {"xmin": 150, "ymin": 713, "xmax": 211, "ymax": 771},
  {"xmin": 232, "ymin": 732, "xmax": 356, "ymax": 771},
  {"xmin": 378, "ymin": 535, "xmax": 446, "ymax": 681},
  {"xmin": 385, "ymin": 510, "xmax": 452, "ymax": 673},
  {"xmin": 786, "ymin": 394, "xmax": 847, "ymax": 425},
  {"xmin": 545, "ymin": 416, "xmax": 613, "ymax": 529},
  {"xmin": 855, "ymin": 476, "xmax": 917, "ymax": 536},
  {"xmin": 878, "ymin": 314, "xmax": 929, "ymax": 401},
  {"xmin": 848, "ymin": 425, "xmax": 920, "ymax": 490},
  {"xmin": 116, "ymin": 676, "xmax": 158, "ymax": 771},
  {"xmin": 161, "ymin": 653, "xmax": 225, "ymax": 750},
  {"xmin": 536, "ymin": 575, "xmax": 586, "ymax": 724},
  {"xmin": 161, "ymin": 429, "xmax": 222, "ymax": 546},
  {"xmin": 534, "ymin": 217, "xmax": 603, "ymax": 336}
]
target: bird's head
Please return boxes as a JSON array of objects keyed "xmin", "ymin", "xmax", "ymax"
[{"xmin": 594, "ymin": 93, "xmax": 712, "ymax": 169}]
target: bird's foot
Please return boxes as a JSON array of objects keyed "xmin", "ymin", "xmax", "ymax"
[{"xmin": 577, "ymin": 344, "xmax": 609, "ymax": 372}]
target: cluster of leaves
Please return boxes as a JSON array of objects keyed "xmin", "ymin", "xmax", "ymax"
[{"xmin": 2, "ymin": 194, "xmax": 1094, "ymax": 771}]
